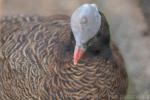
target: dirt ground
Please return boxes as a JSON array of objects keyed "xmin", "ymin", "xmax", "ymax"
[{"xmin": 0, "ymin": 0, "xmax": 150, "ymax": 99}]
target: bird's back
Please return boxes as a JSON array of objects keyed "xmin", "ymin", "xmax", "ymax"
[
  {"xmin": 0, "ymin": 15, "xmax": 72, "ymax": 100},
  {"xmin": 0, "ymin": 15, "xmax": 128, "ymax": 100}
]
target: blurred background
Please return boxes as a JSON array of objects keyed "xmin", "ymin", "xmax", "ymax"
[{"xmin": 0, "ymin": 0, "xmax": 150, "ymax": 99}]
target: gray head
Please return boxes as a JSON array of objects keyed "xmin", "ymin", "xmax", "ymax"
[
  {"xmin": 71, "ymin": 4, "xmax": 101, "ymax": 48},
  {"xmin": 71, "ymin": 4, "xmax": 102, "ymax": 65}
]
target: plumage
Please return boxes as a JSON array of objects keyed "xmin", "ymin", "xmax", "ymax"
[{"xmin": 0, "ymin": 12, "xmax": 128, "ymax": 100}]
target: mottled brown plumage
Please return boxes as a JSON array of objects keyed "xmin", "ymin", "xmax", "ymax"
[{"xmin": 0, "ymin": 14, "xmax": 128, "ymax": 100}]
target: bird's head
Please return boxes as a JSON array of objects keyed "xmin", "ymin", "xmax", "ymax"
[{"xmin": 71, "ymin": 4, "xmax": 110, "ymax": 65}]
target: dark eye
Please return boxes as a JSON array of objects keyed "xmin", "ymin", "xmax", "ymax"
[
  {"xmin": 87, "ymin": 36, "xmax": 98, "ymax": 47},
  {"xmin": 87, "ymin": 36, "xmax": 101, "ymax": 55},
  {"xmin": 87, "ymin": 40, "xmax": 92, "ymax": 47}
]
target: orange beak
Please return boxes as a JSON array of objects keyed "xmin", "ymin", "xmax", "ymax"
[{"xmin": 73, "ymin": 46, "xmax": 86, "ymax": 65}]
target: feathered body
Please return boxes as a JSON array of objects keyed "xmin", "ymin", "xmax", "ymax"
[{"xmin": 0, "ymin": 14, "xmax": 128, "ymax": 100}]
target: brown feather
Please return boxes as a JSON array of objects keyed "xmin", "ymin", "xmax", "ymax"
[{"xmin": 0, "ymin": 15, "xmax": 128, "ymax": 100}]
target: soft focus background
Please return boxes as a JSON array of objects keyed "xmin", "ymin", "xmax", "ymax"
[{"xmin": 0, "ymin": 0, "xmax": 150, "ymax": 99}]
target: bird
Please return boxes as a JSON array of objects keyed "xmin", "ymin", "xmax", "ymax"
[{"xmin": 0, "ymin": 4, "xmax": 128, "ymax": 100}]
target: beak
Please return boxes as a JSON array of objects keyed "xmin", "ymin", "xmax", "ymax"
[{"xmin": 73, "ymin": 45, "xmax": 86, "ymax": 65}]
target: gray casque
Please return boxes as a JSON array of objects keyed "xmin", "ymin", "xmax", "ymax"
[{"xmin": 71, "ymin": 4, "xmax": 101, "ymax": 47}]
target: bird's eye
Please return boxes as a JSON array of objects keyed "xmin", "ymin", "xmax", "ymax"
[
  {"xmin": 87, "ymin": 36, "xmax": 98, "ymax": 47},
  {"xmin": 87, "ymin": 38, "xmax": 94, "ymax": 47}
]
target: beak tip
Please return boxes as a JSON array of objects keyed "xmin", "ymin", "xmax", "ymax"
[
  {"xmin": 73, "ymin": 46, "xmax": 86, "ymax": 65},
  {"xmin": 74, "ymin": 63, "xmax": 77, "ymax": 65},
  {"xmin": 73, "ymin": 59, "xmax": 78, "ymax": 65}
]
